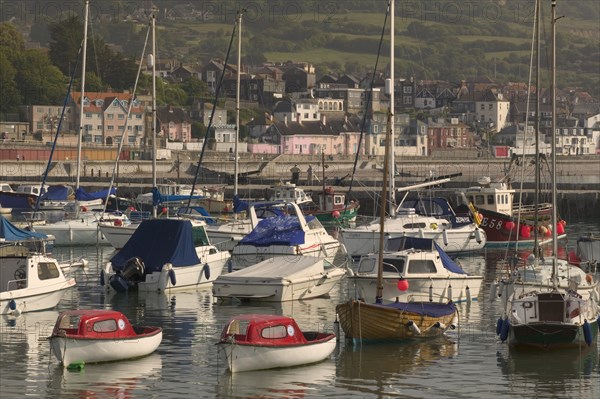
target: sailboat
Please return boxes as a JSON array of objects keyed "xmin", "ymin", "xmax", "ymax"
[
  {"xmin": 497, "ymin": 0, "xmax": 600, "ymax": 348},
  {"xmin": 336, "ymin": 1, "xmax": 457, "ymax": 343}
]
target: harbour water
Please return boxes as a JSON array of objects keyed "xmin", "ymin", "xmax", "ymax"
[{"xmin": 1, "ymin": 217, "xmax": 599, "ymax": 398}]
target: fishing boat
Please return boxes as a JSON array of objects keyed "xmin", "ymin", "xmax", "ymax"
[
  {"xmin": 348, "ymin": 236, "xmax": 483, "ymax": 304},
  {"xmin": 48, "ymin": 309, "xmax": 162, "ymax": 367},
  {"xmin": 0, "ymin": 182, "xmax": 15, "ymax": 214},
  {"xmin": 217, "ymin": 313, "xmax": 336, "ymax": 372},
  {"xmin": 102, "ymin": 218, "xmax": 230, "ymax": 293},
  {"xmin": 212, "ymin": 255, "xmax": 347, "ymax": 302},
  {"xmin": 229, "ymin": 201, "xmax": 348, "ymax": 270},
  {"xmin": 496, "ymin": 0, "xmax": 600, "ymax": 349},
  {"xmin": 0, "ymin": 245, "xmax": 82, "ymax": 315},
  {"xmin": 455, "ymin": 176, "xmax": 566, "ymax": 247},
  {"xmin": 340, "ymin": 179, "xmax": 486, "ymax": 259},
  {"xmin": 266, "ymin": 182, "xmax": 359, "ymax": 224},
  {"xmin": 337, "ymin": 5, "xmax": 458, "ymax": 343}
]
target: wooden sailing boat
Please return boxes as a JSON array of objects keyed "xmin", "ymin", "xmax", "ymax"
[
  {"xmin": 498, "ymin": 0, "xmax": 600, "ymax": 348},
  {"xmin": 336, "ymin": 0, "xmax": 457, "ymax": 342}
]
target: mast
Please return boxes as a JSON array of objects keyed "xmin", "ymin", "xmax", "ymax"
[
  {"xmin": 376, "ymin": 111, "xmax": 392, "ymax": 304},
  {"xmin": 532, "ymin": 0, "xmax": 541, "ymax": 257},
  {"xmin": 234, "ymin": 10, "xmax": 243, "ymax": 196},
  {"xmin": 388, "ymin": 0, "xmax": 395, "ymax": 215},
  {"xmin": 151, "ymin": 8, "xmax": 157, "ymax": 218},
  {"xmin": 76, "ymin": 0, "xmax": 89, "ymax": 191},
  {"xmin": 551, "ymin": 0, "xmax": 561, "ymax": 284}
]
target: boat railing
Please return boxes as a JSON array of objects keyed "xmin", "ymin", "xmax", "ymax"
[
  {"xmin": 513, "ymin": 202, "xmax": 553, "ymax": 214},
  {"xmin": 4, "ymin": 279, "xmax": 26, "ymax": 292}
]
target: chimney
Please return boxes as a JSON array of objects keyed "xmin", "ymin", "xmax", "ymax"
[{"xmin": 284, "ymin": 114, "xmax": 288, "ymax": 126}]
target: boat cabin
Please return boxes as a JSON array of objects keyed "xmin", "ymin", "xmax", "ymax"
[
  {"xmin": 459, "ymin": 182, "xmax": 514, "ymax": 216},
  {"xmin": 220, "ymin": 314, "xmax": 311, "ymax": 346},
  {"xmin": 0, "ymin": 183, "xmax": 13, "ymax": 193},
  {"xmin": 52, "ymin": 310, "xmax": 137, "ymax": 339},
  {"xmin": 16, "ymin": 185, "xmax": 47, "ymax": 196},
  {"xmin": 0, "ymin": 250, "xmax": 63, "ymax": 293},
  {"xmin": 267, "ymin": 182, "xmax": 312, "ymax": 204}
]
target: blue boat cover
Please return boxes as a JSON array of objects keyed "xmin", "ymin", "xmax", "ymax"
[
  {"xmin": 238, "ymin": 214, "xmax": 315, "ymax": 247},
  {"xmin": 40, "ymin": 185, "xmax": 70, "ymax": 200},
  {"xmin": 0, "ymin": 216, "xmax": 48, "ymax": 240},
  {"xmin": 434, "ymin": 242, "xmax": 468, "ymax": 274},
  {"xmin": 384, "ymin": 301, "xmax": 457, "ymax": 317},
  {"xmin": 75, "ymin": 187, "xmax": 116, "ymax": 201},
  {"xmin": 110, "ymin": 219, "xmax": 200, "ymax": 273},
  {"xmin": 151, "ymin": 187, "xmax": 206, "ymax": 206},
  {"xmin": 177, "ymin": 206, "xmax": 216, "ymax": 225}
]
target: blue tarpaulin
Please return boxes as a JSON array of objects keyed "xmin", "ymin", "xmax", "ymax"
[
  {"xmin": 40, "ymin": 185, "xmax": 70, "ymax": 200},
  {"xmin": 384, "ymin": 301, "xmax": 457, "ymax": 317},
  {"xmin": 110, "ymin": 219, "xmax": 200, "ymax": 273},
  {"xmin": 0, "ymin": 216, "xmax": 48, "ymax": 241},
  {"xmin": 151, "ymin": 187, "xmax": 206, "ymax": 206},
  {"xmin": 75, "ymin": 187, "xmax": 116, "ymax": 201},
  {"xmin": 238, "ymin": 214, "xmax": 315, "ymax": 247}
]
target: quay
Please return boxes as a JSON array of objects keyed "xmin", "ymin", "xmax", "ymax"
[{"xmin": 1, "ymin": 154, "xmax": 599, "ymax": 218}]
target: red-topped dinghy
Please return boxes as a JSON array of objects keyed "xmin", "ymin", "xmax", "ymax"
[
  {"xmin": 49, "ymin": 310, "xmax": 162, "ymax": 367},
  {"xmin": 217, "ymin": 314, "xmax": 336, "ymax": 373}
]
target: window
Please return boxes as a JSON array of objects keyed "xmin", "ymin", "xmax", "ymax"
[
  {"xmin": 107, "ymin": 126, "xmax": 114, "ymax": 130},
  {"xmin": 383, "ymin": 259, "xmax": 405, "ymax": 274},
  {"xmin": 118, "ymin": 114, "xmax": 124, "ymax": 120},
  {"xmin": 37, "ymin": 262, "xmax": 60, "ymax": 280},
  {"xmin": 107, "ymin": 114, "xmax": 114, "ymax": 119},
  {"xmin": 85, "ymin": 113, "xmax": 92, "ymax": 118},
  {"xmin": 261, "ymin": 325, "xmax": 287, "ymax": 339},
  {"xmin": 488, "ymin": 195, "xmax": 495, "ymax": 205},
  {"xmin": 403, "ymin": 86, "xmax": 412, "ymax": 93},
  {"xmin": 489, "ymin": 104, "xmax": 493, "ymax": 110},
  {"xmin": 480, "ymin": 104, "xmax": 485, "ymax": 110},
  {"xmin": 97, "ymin": 125, "xmax": 102, "ymax": 130},
  {"xmin": 407, "ymin": 260, "xmax": 437, "ymax": 274},
  {"xmin": 93, "ymin": 319, "xmax": 117, "ymax": 333}
]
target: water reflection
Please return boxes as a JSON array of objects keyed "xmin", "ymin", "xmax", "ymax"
[
  {"xmin": 217, "ymin": 358, "xmax": 336, "ymax": 398},
  {"xmin": 47, "ymin": 354, "xmax": 163, "ymax": 398},
  {"xmin": 496, "ymin": 344, "xmax": 599, "ymax": 397}
]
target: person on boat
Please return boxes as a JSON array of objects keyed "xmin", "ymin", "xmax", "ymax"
[{"xmin": 290, "ymin": 165, "xmax": 300, "ymax": 185}]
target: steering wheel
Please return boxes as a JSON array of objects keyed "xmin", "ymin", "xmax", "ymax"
[{"xmin": 14, "ymin": 268, "xmax": 26, "ymax": 281}]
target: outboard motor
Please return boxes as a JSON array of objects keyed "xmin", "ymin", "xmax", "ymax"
[{"xmin": 109, "ymin": 257, "xmax": 145, "ymax": 293}]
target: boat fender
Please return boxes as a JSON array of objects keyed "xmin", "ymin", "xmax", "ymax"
[
  {"xmin": 168, "ymin": 268, "xmax": 177, "ymax": 286},
  {"xmin": 67, "ymin": 361, "xmax": 85, "ymax": 371},
  {"xmin": 597, "ymin": 315, "xmax": 600, "ymax": 328},
  {"xmin": 466, "ymin": 285, "xmax": 471, "ymax": 304},
  {"xmin": 334, "ymin": 314, "xmax": 340, "ymax": 342},
  {"xmin": 447, "ymin": 284, "xmax": 453, "ymax": 302},
  {"xmin": 9, "ymin": 299, "xmax": 17, "ymax": 311},
  {"xmin": 443, "ymin": 229, "xmax": 449, "ymax": 246},
  {"xmin": 490, "ymin": 280, "xmax": 498, "ymax": 302},
  {"xmin": 475, "ymin": 228, "xmax": 483, "ymax": 244},
  {"xmin": 203, "ymin": 264, "xmax": 210, "ymax": 280},
  {"xmin": 433, "ymin": 321, "xmax": 447, "ymax": 330},
  {"xmin": 227, "ymin": 259, "xmax": 233, "ymax": 273},
  {"xmin": 496, "ymin": 317, "xmax": 503, "ymax": 335},
  {"xmin": 583, "ymin": 320, "xmax": 592, "ymax": 346},
  {"xmin": 429, "ymin": 284, "xmax": 433, "ymax": 302},
  {"xmin": 331, "ymin": 210, "xmax": 340, "ymax": 219},
  {"xmin": 500, "ymin": 318, "xmax": 510, "ymax": 342},
  {"xmin": 406, "ymin": 320, "xmax": 421, "ymax": 335},
  {"xmin": 99, "ymin": 270, "xmax": 105, "ymax": 286}
]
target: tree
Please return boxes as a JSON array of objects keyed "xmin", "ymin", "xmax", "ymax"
[
  {"xmin": 48, "ymin": 15, "xmax": 84, "ymax": 76},
  {"xmin": 0, "ymin": 52, "xmax": 21, "ymax": 113},
  {"xmin": 181, "ymin": 77, "xmax": 210, "ymax": 106},
  {"xmin": 14, "ymin": 49, "xmax": 66, "ymax": 105}
]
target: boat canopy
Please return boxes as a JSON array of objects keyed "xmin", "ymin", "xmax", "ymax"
[
  {"xmin": 239, "ymin": 214, "xmax": 315, "ymax": 247},
  {"xmin": 151, "ymin": 187, "xmax": 205, "ymax": 206},
  {"xmin": 40, "ymin": 185, "xmax": 71, "ymax": 200},
  {"xmin": 0, "ymin": 216, "xmax": 48, "ymax": 241},
  {"xmin": 110, "ymin": 219, "xmax": 200, "ymax": 273},
  {"xmin": 75, "ymin": 187, "xmax": 116, "ymax": 201},
  {"xmin": 384, "ymin": 301, "xmax": 457, "ymax": 317}
]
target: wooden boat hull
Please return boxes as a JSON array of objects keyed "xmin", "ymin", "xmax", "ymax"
[
  {"xmin": 217, "ymin": 334, "xmax": 336, "ymax": 372},
  {"xmin": 50, "ymin": 328, "xmax": 162, "ymax": 366},
  {"xmin": 336, "ymin": 300, "xmax": 457, "ymax": 343}
]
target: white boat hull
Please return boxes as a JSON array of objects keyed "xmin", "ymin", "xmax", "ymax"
[
  {"xmin": 1, "ymin": 279, "xmax": 76, "ymax": 315},
  {"xmin": 50, "ymin": 331, "xmax": 162, "ymax": 366},
  {"xmin": 34, "ymin": 221, "xmax": 109, "ymax": 246},
  {"xmin": 98, "ymin": 223, "xmax": 138, "ymax": 249},
  {"xmin": 351, "ymin": 275, "xmax": 482, "ymax": 304},
  {"xmin": 218, "ymin": 337, "xmax": 336, "ymax": 372},
  {"xmin": 214, "ymin": 264, "xmax": 346, "ymax": 302},
  {"xmin": 231, "ymin": 241, "xmax": 346, "ymax": 270}
]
